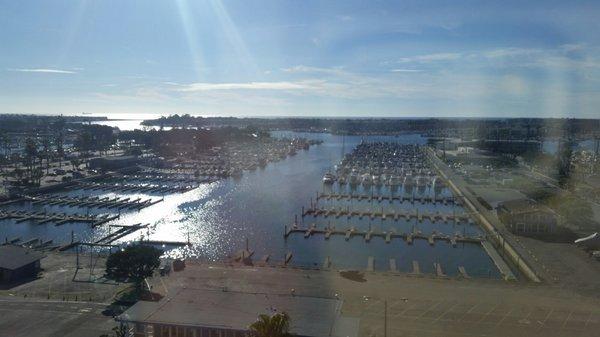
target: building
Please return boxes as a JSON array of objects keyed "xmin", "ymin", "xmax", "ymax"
[
  {"xmin": 117, "ymin": 288, "xmax": 358, "ymax": 337},
  {"xmin": 470, "ymin": 186, "xmax": 527, "ymax": 210},
  {"xmin": 89, "ymin": 155, "xmax": 141, "ymax": 171},
  {"xmin": 0, "ymin": 245, "xmax": 44, "ymax": 284},
  {"xmin": 497, "ymin": 198, "xmax": 558, "ymax": 234}
]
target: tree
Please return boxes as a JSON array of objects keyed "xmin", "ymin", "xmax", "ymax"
[
  {"xmin": 41, "ymin": 136, "xmax": 51, "ymax": 174},
  {"xmin": 70, "ymin": 158, "xmax": 81, "ymax": 170},
  {"xmin": 105, "ymin": 245, "xmax": 162, "ymax": 288},
  {"xmin": 557, "ymin": 140, "xmax": 574, "ymax": 188},
  {"xmin": 0, "ymin": 131, "xmax": 8, "ymax": 173},
  {"xmin": 54, "ymin": 132, "xmax": 64, "ymax": 168},
  {"xmin": 248, "ymin": 312, "xmax": 291, "ymax": 337},
  {"xmin": 24, "ymin": 137, "xmax": 38, "ymax": 183},
  {"xmin": 75, "ymin": 131, "xmax": 92, "ymax": 157},
  {"xmin": 99, "ymin": 323, "xmax": 129, "ymax": 337}
]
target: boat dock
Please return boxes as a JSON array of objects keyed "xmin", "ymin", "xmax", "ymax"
[
  {"xmin": 95, "ymin": 223, "xmax": 149, "ymax": 244},
  {"xmin": 284, "ymin": 225, "xmax": 483, "ymax": 244},
  {"xmin": 26, "ymin": 194, "xmax": 162, "ymax": 211},
  {"xmin": 68, "ymin": 181, "xmax": 198, "ymax": 194},
  {"xmin": 317, "ymin": 193, "xmax": 461, "ymax": 205},
  {"xmin": 0, "ymin": 210, "xmax": 119, "ymax": 227},
  {"xmin": 302, "ymin": 207, "xmax": 472, "ymax": 224},
  {"xmin": 118, "ymin": 173, "xmax": 201, "ymax": 184}
]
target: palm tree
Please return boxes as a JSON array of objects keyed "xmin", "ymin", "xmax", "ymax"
[
  {"xmin": 0, "ymin": 131, "xmax": 8, "ymax": 173},
  {"xmin": 248, "ymin": 312, "xmax": 291, "ymax": 337},
  {"xmin": 41, "ymin": 136, "xmax": 51, "ymax": 174},
  {"xmin": 54, "ymin": 132, "xmax": 64, "ymax": 168},
  {"xmin": 24, "ymin": 137, "xmax": 37, "ymax": 183}
]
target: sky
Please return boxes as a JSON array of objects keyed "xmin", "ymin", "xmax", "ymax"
[{"xmin": 1, "ymin": 0, "xmax": 600, "ymax": 118}]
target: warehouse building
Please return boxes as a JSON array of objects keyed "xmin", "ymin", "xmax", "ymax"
[
  {"xmin": 0, "ymin": 245, "xmax": 44, "ymax": 284},
  {"xmin": 117, "ymin": 288, "xmax": 358, "ymax": 337}
]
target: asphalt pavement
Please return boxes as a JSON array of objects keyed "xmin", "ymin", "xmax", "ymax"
[{"xmin": 0, "ymin": 297, "xmax": 117, "ymax": 337}]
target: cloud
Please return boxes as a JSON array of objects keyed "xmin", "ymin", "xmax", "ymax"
[
  {"xmin": 391, "ymin": 69, "xmax": 422, "ymax": 73},
  {"xmin": 398, "ymin": 53, "xmax": 461, "ymax": 63},
  {"xmin": 282, "ymin": 65, "xmax": 345, "ymax": 75},
  {"xmin": 175, "ymin": 81, "xmax": 310, "ymax": 92},
  {"xmin": 337, "ymin": 15, "xmax": 354, "ymax": 22},
  {"xmin": 8, "ymin": 68, "xmax": 77, "ymax": 74}
]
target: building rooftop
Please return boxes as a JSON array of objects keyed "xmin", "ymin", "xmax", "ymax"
[
  {"xmin": 118, "ymin": 288, "xmax": 358, "ymax": 337},
  {"xmin": 471, "ymin": 186, "xmax": 527, "ymax": 209},
  {"xmin": 0, "ymin": 245, "xmax": 45, "ymax": 270},
  {"xmin": 498, "ymin": 198, "xmax": 554, "ymax": 214}
]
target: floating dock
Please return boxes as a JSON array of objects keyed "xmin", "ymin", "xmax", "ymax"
[
  {"xmin": 68, "ymin": 181, "xmax": 198, "ymax": 194},
  {"xmin": 0, "ymin": 210, "xmax": 118, "ymax": 227},
  {"xmin": 302, "ymin": 207, "xmax": 472, "ymax": 224},
  {"xmin": 26, "ymin": 194, "xmax": 162, "ymax": 211},
  {"xmin": 285, "ymin": 225, "xmax": 483, "ymax": 244},
  {"xmin": 95, "ymin": 223, "xmax": 148, "ymax": 244},
  {"xmin": 317, "ymin": 193, "xmax": 458, "ymax": 205}
]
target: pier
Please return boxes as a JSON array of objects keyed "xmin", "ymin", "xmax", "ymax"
[
  {"xmin": 68, "ymin": 181, "xmax": 198, "ymax": 194},
  {"xmin": 284, "ymin": 225, "xmax": 483, "ymax": 244},
  {"xmin": 317, "ymin": 193, "xmax": 458, "ymax": 205},
  {"xmin": 302, "ymin": 207, "xmax": 472, "ymax": 224},
  {"xmin": 26, "ymin": 194, "xmax": 162, "ymax": 211},
  {"xmin": 0, "ymin": 210, "xmax": 119, "ymax": 227},
  {"xmin": 95, "ymin": 223, "xmax": 149, "ymax": 244}
]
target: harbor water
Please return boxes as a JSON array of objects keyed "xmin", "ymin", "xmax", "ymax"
[{"xmin": 0, "ymin": 128, "xmax": 501, "ymax": 278}]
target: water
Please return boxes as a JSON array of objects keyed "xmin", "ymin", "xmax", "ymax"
[{"xmin": 0, "ymin": 130, "xmax": 501, "ymax": 278}]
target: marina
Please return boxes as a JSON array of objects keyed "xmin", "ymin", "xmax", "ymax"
[{"xmin": 0, "ymin": 131, "xmax": 507, "ymax": 279}]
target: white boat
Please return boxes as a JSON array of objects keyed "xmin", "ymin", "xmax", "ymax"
[
  {"xmin": 389, "ymin": 175, "xmax": 401, "ymax": 186},
  {"xmin": 361, "ymin": 173, "xmax": 372, "ymax": 186},
  {"xmin": 381, "ymin": 173, "xmax": 389, "ymax": 185},
  {"xmin": 323, "ymin": 172, "xmax": 336, "ymax": 184}
]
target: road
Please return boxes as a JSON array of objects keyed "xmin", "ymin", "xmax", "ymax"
[{"xmin": 0, "ymin": 297, "xmax": 116, "ymax": 337}]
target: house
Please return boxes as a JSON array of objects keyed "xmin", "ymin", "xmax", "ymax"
[
  {"xmin": 0, "ymin": 245, "xmax": 44, "ymax": 284},
  {"xmin": 117, "ymin": 288, "xmax": 358, "ymax": 337},
  {"xmin": 497, "ymin": 198, "xmax": 558, "ymax": 234}
]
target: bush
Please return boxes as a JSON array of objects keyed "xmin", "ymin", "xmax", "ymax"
[{"xmin": 106, "ymin": 245, "xmax": 162, "ymax": 286}]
